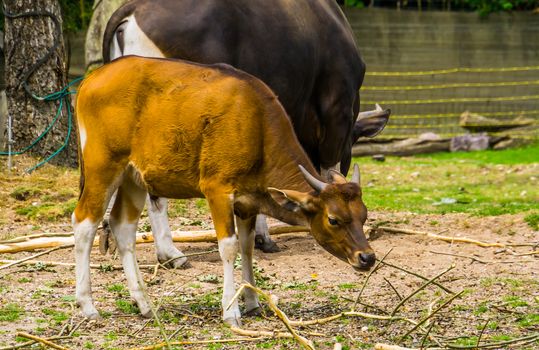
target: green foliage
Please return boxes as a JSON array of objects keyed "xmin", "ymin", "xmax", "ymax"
[
  {"xmin": 453, "ymin": 0, "xmax": 539, "ymax": 15},
  {"xmin": 344, "ymin": 0, "xmax": 365, "ymax": 8},
  {"xmin": 58, "ymin": 0, "xmax": 94, "ymax": 32}
]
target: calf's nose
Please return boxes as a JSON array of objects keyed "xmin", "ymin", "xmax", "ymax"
[{"xmin": 359, "ymin": 252, "xmax": 376, "ymax": 269}]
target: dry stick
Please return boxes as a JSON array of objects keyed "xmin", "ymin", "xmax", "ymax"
[
  {"xmin": 0, "ymin": 232, "xmax": 73, "ymax": 244},
  {"xmin": 352, "ymin": 248, "xmax": 393, "ymax": 311},
  {"xmin": 0, "ymin": 244, "xmax": 73, "ymax": 271},
  {"xmin": 15, "ymin": 332, "xmax": 68, "ymax": 350},
  {"xmin": 157, "ymin": 249, "xmax": 219, "ymax": 271},
  {"xmin": 289, "ymin": 311, "xmax": 418, "ymax": 327},
  {"xmin": 420, "ymin": 320, "xmax": 437, "ymax": 349},
  {"xmin": 429, "ymin": 250, "xmax": 536, "ymax": 264},
  {"xmin": 378, "ymin": 226, "xmax": 506, "ymax": 248},
  {"xmin": 0, "ymin": 336, "xmax": 72, "ymax": 350},
  {"xmin": 129, "ymin": 337, "xmax": 267, "ymax": 350},
  {"xmin": 68, "ymin": 318, "xmax": 87, "ymax": 336},
  {"xmin": 514, "ymin": 250, "xmax": 539, "ymax": 256},
  {"xmin": 391, "ymin": 264, "xmax": 455, "ymax": 316},
  {"xmin": 384, "ymin": 277, "xmax": 403, "ymax": 300},
  {"xmin": 227, "ymin": 283, "xmax": 315, "ymax": 350},
  {"xmin": 475, "ymin": 319, "xmax": 490, "ymax": 348},
  {"xmin": 230, "ymin": 327, "xmax": 295, "ymax": 339},
  {"xmin": 443, "ymin": 332, "xmax": 539, "ymax": 349},
  {"xmin": 379, "ymin": 261, "xmax": 454, "ymax": 294},
  {"xmin": 374, "ymin": 344, "xmax": 424, "ymax": 350},
  {"xmin": 0, "ymin": 259, "xmax": 157, "ymax": 270},
  {"xmin": 401, "ymin": 290, "xmax": 465, "ymax": 341}
]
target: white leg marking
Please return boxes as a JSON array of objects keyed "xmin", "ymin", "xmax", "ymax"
[
  {"xmin": 219, "ymin": 236, "xmax": 240, "ymax": 325},
  {"xmin": 237, "ymin": 217, "xmax": 260, "ymax": 313},
  {"xmin": 147, "ymin": 196, "xmax": 187, "ymax": 268},
  {"xmin": 121, "ymin": 15, "xmax": 165, "ymax": 58},
  {"xmin": 73, "ymin": 217, "xmax": 100, "ymax": 319},
  {"xmin": 109, "ymin": 218, "xmax": 152, "ymax": 317}
]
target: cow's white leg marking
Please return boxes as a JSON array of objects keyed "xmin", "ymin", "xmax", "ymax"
[
  {"xmin": 147, "ymin": 196, "xmax": 187, "ymax": 268},
  {"xmin": 120, "ymin": 15, "xmax": 165, "ymax": 58},
  {"xmin": 219, "ymin": 235, "xmax": 240, "ymax": 325},
  {"xmin": 237, "ymin": 216, "xmax": 260, "ymax": 313},
  {"xmin": 74, "ymin": 217, "xmax": 100, "ymax": 319}
]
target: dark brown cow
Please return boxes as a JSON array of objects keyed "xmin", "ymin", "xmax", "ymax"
[{"xmin": 102, "ymin": 0, "xmax": 390, "ymax": 260}]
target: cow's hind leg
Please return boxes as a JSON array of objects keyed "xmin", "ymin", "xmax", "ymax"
[
  {"xmin": 109, "ymin": 176, "xmax": 152, "ymax": 317},
  {"xmin": 147, "ymin": 196, "xmax": 187, "ymax": 268},
  {"xmin": 237, "ymin": 216, "xmax": 261, "ymax": 316},
  {"xmin": 254, "ymin": 214, "xmax": 280, "ymax": 253}
]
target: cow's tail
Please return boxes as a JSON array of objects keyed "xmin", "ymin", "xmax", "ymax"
[{"xmin": 102, "ymin": 0, "xmax": 137, "ymax": 63}]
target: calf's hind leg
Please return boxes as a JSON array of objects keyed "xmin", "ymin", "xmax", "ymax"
[
  {"xmin": 109, "ymin": 177, "xmax": 152, "ymax": 317},
  {"xmin": 74, "ymin": 166, "xmax": 123, "ymax": 319}
]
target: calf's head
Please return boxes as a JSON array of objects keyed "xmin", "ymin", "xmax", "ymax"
[{"xmin": 271, "ymin": 164, "xmax": 375, "ymax": 271}]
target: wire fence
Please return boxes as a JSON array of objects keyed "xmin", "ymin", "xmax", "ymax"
[{"xmin": 360, "ymin": 65, "xmax": 539, "ymax": 139}]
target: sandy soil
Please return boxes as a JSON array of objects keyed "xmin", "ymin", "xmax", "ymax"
[{"xmin": 0, "ymin": 209, "xmax": 537, "ymax": 350}]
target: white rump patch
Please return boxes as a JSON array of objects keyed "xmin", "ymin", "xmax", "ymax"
[{"xmin": 111, "ymin": 15, "xmax": 165, "ymax": 60}]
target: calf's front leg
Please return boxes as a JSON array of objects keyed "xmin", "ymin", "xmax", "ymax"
[{"xmin": 205, "ymin": 189, "xmax": 241, "ymax": 327}]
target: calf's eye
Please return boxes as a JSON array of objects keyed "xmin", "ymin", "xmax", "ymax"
[{"xmin": 328, "ymin": 217, "xmax": 339, "ymax": 226}]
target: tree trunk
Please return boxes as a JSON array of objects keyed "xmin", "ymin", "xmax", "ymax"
[{"xmin": 4, "ymin": 0, "xmax": 77, "ymax": 167}]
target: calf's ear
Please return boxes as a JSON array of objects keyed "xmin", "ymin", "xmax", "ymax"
[{"xmin": 268, "ymin": 188, "xmax": 317, "ymax": 213}]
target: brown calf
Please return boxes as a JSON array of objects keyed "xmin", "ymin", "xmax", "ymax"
[{"xmin": 73, "ymin": 56, "xmax": 375, "ymax": 326}]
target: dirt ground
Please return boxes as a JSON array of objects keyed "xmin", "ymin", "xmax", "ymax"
[{"xmin": 0, "ymin": 208, "xmax": 537, "ymax": 349}]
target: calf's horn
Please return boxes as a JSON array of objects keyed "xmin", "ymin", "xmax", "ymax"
[{"xmin": 299, "ymin": 165, "xmax": 327, "ymax": 192}]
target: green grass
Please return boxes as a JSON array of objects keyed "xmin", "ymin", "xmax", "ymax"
[
  {"xmin": 0, "ymin": 303, "xmax": 23, "ymax": 322},
  {"xmin": 353, "ymin": 144, "xmax": 539, "ymax": 216}
]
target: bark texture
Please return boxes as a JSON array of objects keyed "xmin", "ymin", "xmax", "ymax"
[
  {"xmin": 4, "ymin": 0, "xmax": 77, "ymax": 166},
  {"xmin": 85, "ymin": 0, "xmax": 128, "ymax": 70}
]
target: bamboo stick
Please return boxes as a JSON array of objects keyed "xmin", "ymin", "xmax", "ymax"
[{"xmin": 0, "ymin": 225, "xmax": 310, "ymax": 254}]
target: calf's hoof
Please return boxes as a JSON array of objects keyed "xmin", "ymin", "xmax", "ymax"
[
  {"xmin": 140, "ymin": 309, "xmax": 154, "ymax": 319},
  {"xmin": 245, "ymin": 306, "xmax": 262, "ymax": 317},
  {"xmin": 254, "ymin": 235, "xmax": 280, "ymax": 253},
  {"xmin": 224, "ymin": 316, "xmax": 242, "ymax": 328}
]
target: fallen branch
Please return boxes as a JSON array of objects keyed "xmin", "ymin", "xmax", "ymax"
[
  {"xmin": 379, "ymin": 261, "xmax": 454, "ymax": 294},
  {"xmin": 401, "ymin": 290, "xmax": 465, "ymax": 340},
  {"xmin": 443, "ymin": 332, "xmax": 539, "ymax": 349},
  {"xmin": 129, "ymin": 336, "xmax": 267, "ymax": 350},
  {"xmin": 353, "ymin": 248, "xmax": 393, "ymax": 310},
  {"xmin": 0, "ymin": 259, "xmax": 157, "ymax": 271},
  {"xmin": 0, "ymin": 244, "xmax": 73, "ymax": 271},
  {"xmin": 378, "ymin": 226, "xmax": 506, "ymax": 248},
  {"xmin": 230, "ymin": 327, "xmax": 295, "ymax": 339},
  {"xmin": 15, "ymin": 332, "xmax": 68, "ymax": 350},
  {"xmin": 0, "ymin": 225, "xmax": 309, "ymax": 254},
  {"xmin": 374, "ymin": 344, "xmax": 422, "ymax": 350},
  {"xmin": 0, "ymin": 336, "xmax": 71, "ymax": 350},
  {"xmin": 391, "ymin": 265, "xmax": 454, "ymax": 316},
  {"xmin": 289, "ymin": 311, "xmax": 418, "ymax": 327},
  {"xmin": 429, "ymin": 250, "xmax": 535, "ymax": 264}
]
